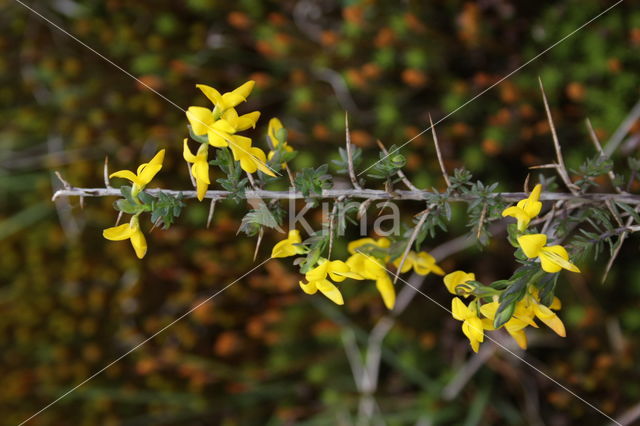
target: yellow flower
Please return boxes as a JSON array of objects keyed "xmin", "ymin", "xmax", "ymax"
[
  {"xmin": 267, "ymin": 118, "xmax": 294, "ymax": 164},
  {"xmin": 347, "ymin": 237, "xmax": 391, "ymax": 258},
  {"xmin": 393, "ymin": 251, "xmax": 445, "ymax": 276},
  {"xmin": 299, "ymin": 258, "xmax": 361, "ymax": 305},
  {"xmin": 103, "ymin": 216, "xmax": 147, "ymax": 259},
  {"xmin": 443, "ymin": 270, "xmax": 476, "ymax": 295},
  {"xmin": 346, "ymin": 252, "xmax": 395, "ymax": 309},
  {"xmin": 183, "ymin": 139, "xmax": 210, "ymax": 201},
  {"xmin": 229, "ymin": 135, "xmax": 276, "ymax": 176},
  {"xmin": 109, "ymin": 149, "xmax": 165, "ymax": 197},
  {"xmin": 480, "ymin": 301, "xmax": 534, "ymax": 349},
  {"xmin": 520, "ymin": 293, "xmax": 566, "ymax": 337},
  {"xmin": 451, "ymin": 298, "xmax": 494, "ymax": 353},
  {"xmin": 517, "ymin": 234, "xmax": 580, "ymax": 273},
  {"xmin": 195, "ymin": 80, "xmax": 255, "ymax": 113},
  {"xmin": 186, "ymin": 107, "xmax": 260, "ymax": 148},
  {"xmin": 271, "ymin": 230, "xmax": 306, "ymax": 258},
  {"xmin": 502, "ymin": 184, "xmax": 543, "ymax": 231}
]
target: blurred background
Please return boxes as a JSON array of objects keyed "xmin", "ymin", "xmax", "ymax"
[{"xmin": 2, "ymin": 0, "xmax": 640, "ymax": 424}]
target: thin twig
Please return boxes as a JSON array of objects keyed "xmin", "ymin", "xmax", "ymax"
[
  {"xmin": 345, "ymin": 112, "xmax": 362, "ymax": 190},
  {"xmin": 586, "ymin": 118, "xmax": 622, "ymax": 193},
  {"xmin": 206, "ymin": 198, "xmax": 217, "ymax": 228},
  {"xmin": 52, "ymin": 187, "xmax": 640, "ymax": 204},
  {"xmin": 429, "ymin": 114, "xmax": 451, "ymax": 188},
  {"xmin": 186, "ymin": 160, "xmax": 196, "ymax": 188},
  {"xmin": 393, "ymin": 210, "xmax": 429, "ymax": 284},
  {"xmin": 327, "ymin": 196, "xmax": 345, "ymax": 259},
  {"xmin": 253, "ymin": 227, "xmax": 264, "ymax": 261},
  {"xmin": 103, "ymin": 156, "xmax": 111, "ymax": 188},
  {"xmin": 476, "ymin": 202, "xmax": 488, "ymax": 240},
  {"xmin": 538, "ymin": 78, "xmax": 581, "ymax": 195},
  {"xmin": 604, "ymin": 97, "xmax": 640, "ymax": 157},
  {"xmin": 54, "ymin": 171, "xmax": 71, "ymax": 190},
  {"xmin": 376, "ymin": 139, "xmax": 419, "ymax": 191}
]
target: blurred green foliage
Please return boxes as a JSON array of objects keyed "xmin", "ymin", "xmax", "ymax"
[{"xmin": 1, "ymin": 0, "xmax": 640, "ymax": 424}]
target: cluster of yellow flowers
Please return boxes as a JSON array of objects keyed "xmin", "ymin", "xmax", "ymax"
[
  {"xmin": 102, "ymin": 149, "xmax": 166, "ymax": 259},
  {"xmin": 444, "ymin": 184, "xmax": 580, "ymax": 352},
  {"xmin": 103, "ymin": 81, "xmax": 292, "ymax": 258},
  {"xmin": 271, "ymin": 231, "xmax": 444, "ymax": 310}
]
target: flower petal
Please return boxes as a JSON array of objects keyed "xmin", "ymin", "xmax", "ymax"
[
  {"xmin": 103, "ymin": 223, "xmax": 134, "ymax": 241},
  {"xmin": 517, "ymin": 234, "xmax": 547, "ymax": 258},
  {"xmin": 451, "ymin": 297, "xmax": 472, "ymax": 321},
  {"xmin": 186, "ymin": 106, "xmax": 215, "ymax": 135},
  {"xmin": 540, "ymin": 245, "xmax": 581, "ymax": 273},
  {"xmin": 443, "ymin": 270, "xmax": 475, "ymax": 295},
  {"xmin": 183, "ymin": 139, "xmax": 197, "ymax": 162},
  {"xmin": 195, "ymin": 84, "xmax": 223, "ymax": 107},
  {"xmin": 236, "ymin": 111, "xmax": 261, "ymax": 131},
  {"xmin": 299, "ymin": 280, "xmax": 317, "ymax": 295},
  {"xmin": 375, "ymin": 274, "xmax": 396, "ymax": 310},
  {"xmin": 109, "ymin": 170, "xmax": 141, "ymax": 186},
  {"xmin": 130, "ymin": 227, "xmax": 147, "ymax": 259},
  {"xmin": 316, "ymin": 279, "xmax": 344, "ymax": 305}
]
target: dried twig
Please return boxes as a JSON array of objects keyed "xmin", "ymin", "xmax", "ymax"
[
  {"xmin": 327, "ymin": 196, "xmax": 345, "ymax": 259},
  {"xmin": 253, "ymin": 227, "xmax": 264, "ymax": 261},
  {"xmin": 538, "ymin": 78, "xmax": 581, "ymax": 195},
  {"xmin": 604, "ymin": 97, "xmax": 640, "ymax": 157},
  {"xmin": 103, "ymin": 156, "xmax": 111, "ymax": 188},
  {"xmin": 345, "ymin": 112, "xmax": 362, "ymax": 190},
  {"xmin": 52, "ymin": 187, "xmax": 640, "ymax": 204},
  {"xmin": 206, "ymin": 198, "xmax": 217, "ymax": 228},
  {"xmin": 586, "ymin": 118, "xmax": 622, "ymax": 193},
  {"xmin": 186, "ymin": 160, "xmax": 196, "ymax": 188},
  {"xmin": 393, "ymin": 209, "xmax": 428, "ymax": 284},
  {"xmin": 429, "ymin": 114, "xmax": 451, "ymax": 188}
]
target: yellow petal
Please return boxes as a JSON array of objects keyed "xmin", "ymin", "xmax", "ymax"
[
  {"xmin": 103, "ymin": 223, "xmax": 135, "ymax": 241},
  {"xmin": 109, "ymin": 170, "xmax": 141, "ymax": 186},
  {"xmin": 327, "ymin": 260, "xmax": 361, "ymax": 282},
  {"xmin": 196, "ymin": 178, "xmax": 208, "ymax": 201},
  {"xmin": 186, "ymin": 106, "xmax": 215, "ymax": 135},
  {"xmin": 195, "ymin": 84, "xmax": 223, "ymax": 107},
  {"xmin": 550, "ymin": 296, "xmax": 562, "ymax": 310},
  {"xmin": 147, "ymin": 149, "xmax": 165, "ymax": 168},
  {"xmin": 268, "ymin": 117, "xmax": 284, "ymax": 147},
  {"xmin": 375, "ymin": 274, "xmax": 396, "ymax": 310},
  {"xmin": 236, "ymin": 111, "xmax": 261, "ymax": 131},
  {"xmin": 451, "ymin": 297, "xmax": 471, "ymax": 321},
  {"xmin": 250, "ymin": 146, "xmax": 276, "ymax": 177},
  {"xmin": 130, "ymin": 227, "xmax": 147, "ymax": 259},
  {"xmin": 462, "ymin": 316, "xmax": 484, "ymax": 343},
  {"xmin": 508, "ymin": 329, "xmax": 528, "ymax": 349},
  {"xmin": 443, "ymin": 270, "xmax": 475, "ymax": 295},
  {"xmin": 306, "ymin": 261, "xmax": 328, "ymax": 282},
  {"xmin": 221, "ymin": 80, "xmax": 255, "ymax": 109},
  {"xmin": 517, "ymin": 234, "xmax": 547, "ymax": 258},
  {"xmin": 316, "ymin": 279, "xmax": 344, "ymax": 305},
  {"xmin": 136, "ymin": 163, "xmax": 162, "ymax": 187},
  {"xmin": 271, "ymin": 240, "xmax": 295, "ymax": 258},
  {"xmin": 192, "ymin": 160, "xmax": 210, "ymax": 185},
  {"xmin": 414, "ymin": 252, "xmax": 444, "ymax": 276},
  {"xmin": 207, "ymin": 129, "xmax": 229, "ymax": 148},
  {"xmin": 540, "ymin": 246, "xmax": 581, "ymax": 273},
  {"xmin": 392, "ymin": 251, "xmax": 415, "ymax": 273},
  {"xmin": 287, "ymin": 229, "xmax": 301, "ymax": 244},
  {"xmin": 535, "ymin": 305, "xmax": 566, "ymax": 337},
  {"xmin": 502, "ymin": 206, "xmax": 531, "ymax": 231},
  {"xmin": 183, "ymin": 139, "xmax": 197, "ymax": 162},
  {"xmin": 299, "ymin": 280, "xmax": 318, "ymax": 295},
  {"xmin": 479, "ymin": 301, "xmax": 499, "ymax": 320}
]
